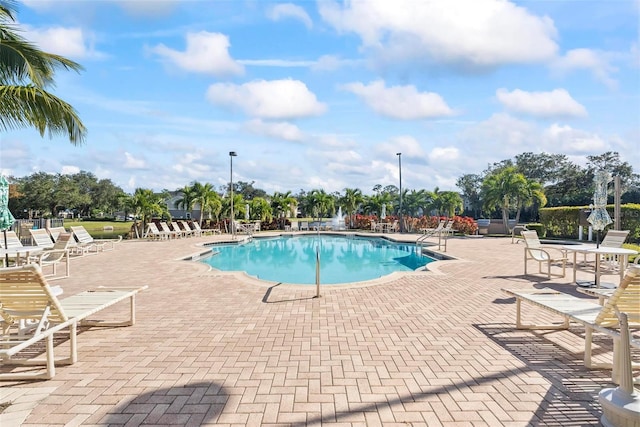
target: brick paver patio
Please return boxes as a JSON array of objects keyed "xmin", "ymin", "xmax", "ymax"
[{"xmin": 1, "ymin": 232, "xmax": 636, "ymax": 426}]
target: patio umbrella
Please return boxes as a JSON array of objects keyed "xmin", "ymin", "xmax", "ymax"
[
  {"xmin": 0, "ymin": 175, "xmax": 16, "ymax": 266},
  {"xmin": 380, "ymin": 204, "xmax": 386, "ymax": 219},
  {"xmin": 587, "ymin": 170, "xmax": 613, "ymax": 248},
  {"xmin": 245, "ymin": 203, "xmax": 250, "ymax": 221}
]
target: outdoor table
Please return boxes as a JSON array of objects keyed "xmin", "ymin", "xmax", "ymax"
[
  {"xmin": 590, "ymin": 246, "xmax": 637, "ymax": 288},
  {"xmin": 563, "ymin": 243, "xmax": 598, "ymax": 283},
  {"xmin": 0, "ymin": 246, "xmax": 44, "ymax": 266}
]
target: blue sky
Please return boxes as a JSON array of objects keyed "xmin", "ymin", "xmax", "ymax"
[{"xmin": 1, "ymin": 0, "xmax": 639, "ymax": 195}]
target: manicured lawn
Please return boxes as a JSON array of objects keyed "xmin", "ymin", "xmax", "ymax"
[{"xmin": 64, "ymin": 220, "xmax": 134, "ymax": 239}]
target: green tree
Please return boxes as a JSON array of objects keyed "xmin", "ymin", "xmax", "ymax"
[
  {"xmin": 308, "ymin": 189, "xmax": 334, "ymax": 224},
  {"xmin": 437, "ymin": 191, "xmax": 463, "ymax": 217},
  {"xmin": 192, "ymin": 182, "xmax": 221, "ymax": 226},
  {"xmin": 175, "ymin": 184, "xmax": 198, "ymax": 218},
  {"xmin": 340, "ymin": 188, "xmax": 363, "ymax": 228},
  {"xmin": 130, "ymin": 188, "xmax": 169, "ymax": 238},
  {"xmin": 481, "ymin": 166, "xmax": 543, "ymax": 233},
  {"xmin": 0, "ymin": 1, "xmax": 86, "ymax": 144},
  {"xmin": 249, "ymin": 197, "xmax": 273, "ymax": 222},
  {"xmin": 456, "ymin": 174, "xmax": 483, "ymax": 217}
]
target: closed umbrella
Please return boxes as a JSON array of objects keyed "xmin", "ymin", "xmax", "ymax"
[
  {"xmin": 380, "ymin": 204, "xmax": 386, "ymax": 220},
  {"xmin": 0, "ymin": 176, "xmax": 16, "ymax": 266},
  {"xmin": 245, "ymin": 203, "xmax": 250, "ymax": 221},
  {"xmin": 587, "ymin": 170, "xmax": 613, "ymax": 248}
]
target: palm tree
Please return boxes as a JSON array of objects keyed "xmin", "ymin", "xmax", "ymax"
[
  {"xmin": 192, "ymin": 181, "xmax": 221, "ymax": 226},
  {"xmin": 481, "ymin": 166, "xmax": 539, "ymax": 233},
  {"xmin": 130, "ymin": 188, "xmax": 169, "ymax": 238},
  {"xmin": 175, "ymin": 184, "xmax": 197, "ymax": 218},
  {"xmin": 249, "ymin": 197, "xmax": 273, "ymax": 222},
  {"xmin": 308, "ymin": 189, "xmax": 334, "ymax": 224},
  {"xmin": 270, "ymin": 191, "xmax": 297, "ymax": 229},
  {"xmin": 438, "ymin": 191, "xmax": 464, "ymax": 217},
  {"xmin": 0, "ymin": 2, "xmax": 86, "ymax": 144},
  {"xmin": 340, "ymin": 188, "xmax": 363, "ymax": 228}
]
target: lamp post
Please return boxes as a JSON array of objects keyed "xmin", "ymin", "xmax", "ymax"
[
  {"xmin": 396, "ymin": 152, "xmax": 403, "ymax": 233},
  {"xmin": 229, "ymin": 151, "xmax": 237, "ymax": 238}
]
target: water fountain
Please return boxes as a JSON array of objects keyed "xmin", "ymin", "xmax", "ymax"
[{"xmin": 331, "ymin": 207, "xmax": 346, "ymax": 230}]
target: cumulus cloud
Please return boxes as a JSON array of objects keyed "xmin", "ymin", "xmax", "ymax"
[
  {"xmin": 206, "ymin": 79, "xmax": 326, "ymax": 119},
  {"xmin": 543, "ymin": 124, "xmax": 608, "ymax": 153},
  {"xmin": 496, "ymin": 88, "xmax": 587, "ymax": 118},
  {"xmin": 61, "ymin": 165, "xmax": 80, "ymax": 175},
  {"xmin": 25, "ymin": 26, "xmax": 104, "ymax": 59},
  {"xmin": 551, "ymin": 48, "xmax": 618, "ymax": 89},
  {"xmin": 342, "ymin": 80, "xmax": 454, "ymax": 119},
  {"xmin": 266, "ymin": 3, "xmax": 313, "ymax": 28},
  {"xmin": 428, "ymin": 147, "xmax": 460, "ymax": 162},
  {"xmin": 319, "ymin": 0, "xmax": 558, "ymax": 69},
  {"xmin": 123, "ymin": 152, "xmax": 146, "ymax": 169},
  {"xmin": 374, "ymin": 135, "xmax": 426, "ymax": 158},
  {"xmin": 150, "ymin": 31, "xmax": 244, "ymax": 77},
  {"xmin": 244, "ymin": 119, "xmax": 306, "ymax": 142}
]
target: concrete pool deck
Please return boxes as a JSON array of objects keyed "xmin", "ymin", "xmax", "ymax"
[{"xmin": 1, "ymin": 231, "xmax": 636, "ymax": 426}]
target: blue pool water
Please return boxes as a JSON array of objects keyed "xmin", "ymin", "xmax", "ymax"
[{"xmin": 200, "ymin": 235, "xmax": 434, "ymax": 285}]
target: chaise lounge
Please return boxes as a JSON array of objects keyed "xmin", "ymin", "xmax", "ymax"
[{"xmin": 0, "ymin": 264, "xmax": 147, "ymax": 380}]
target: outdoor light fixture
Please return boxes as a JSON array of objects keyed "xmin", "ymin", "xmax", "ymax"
[
  {"xmin": 397, "ymin": 152, "xmax": 403, "ymax": 233},
  {"xmin": 229, "ymin": 151, "xmax": 237, "ymax": 238}
]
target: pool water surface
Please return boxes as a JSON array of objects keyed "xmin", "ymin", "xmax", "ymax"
[{"xmin": 200, "ymin": 234, "xmax": 434, "ymax": 285}]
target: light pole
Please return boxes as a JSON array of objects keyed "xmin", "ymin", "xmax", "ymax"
[
  {"xmin": 229, "ymin": 151, "xmax": 237, "ymax": 238},
  {"xmin": 396, "ymin": 152, "xmax": 403, "ymax": 233}
]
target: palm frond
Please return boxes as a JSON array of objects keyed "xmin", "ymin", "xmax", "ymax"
[{"xmin": 0, "ymin": 85, "xmax": 86, "ymax": 145}]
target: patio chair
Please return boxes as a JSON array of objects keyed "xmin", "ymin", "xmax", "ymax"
[
  {"xmin": 522, "ymin": 230, "xmax": 567, "ymax": 279},
  {"xmin": 46, "ymin": 226, "xmax": 68, "ymax": 243},
  {"xmin": 192, "ymin": 221, "xmax": 219, "ymax": 236},
  {"xmin": 169, "ymin": 220, "xmax": 193, "ymax": 237},
  {"xmin": 159, "ymin": 222, "xmax": 180, "ymax": 239},
  {"xmin": 70, "ymin": 225, "xmax": 121, "ymax": 255},
  {"xmin": 1, "ymin": 230, "xmax": 22, "ymax": 249},
  {"xmin": 146, "ymin": 222, "xmax": 170, "ymax": 240},
  {"xmin": 0, "ymin": 264, "xmax": 147, "ymax": 380},
  {"xmin": 27, "ymin": 232, "xmax": 73, "ymax": 279},
  {"xmin": 29, "ymin": 228, "xmax": 55, "ymax": 249},
  {"xmin": 179, "ymin": 220, "xmax": 200, "ymax": 237},
  {"xmin": 299, "ymin": 221, "xmax": 309, "ymax": 231},
  {"xmin": 502, "ymin": 264, "xmax": 640, "ymax": 384}
]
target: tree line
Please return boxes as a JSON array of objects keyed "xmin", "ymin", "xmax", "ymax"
[{"xmin": 7, "ymin": 151, "xmax": 638, "ymax": 232}]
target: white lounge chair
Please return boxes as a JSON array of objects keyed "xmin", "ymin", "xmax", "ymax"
[
  {"xmin": 29, "ymin": 228, "xmax": 55, "ymax": 249},
  {"xmin": 46, "ymin": 226, "xmax": 68, "ymax": 243},
  {"xmin": 169, "ymin": 220, "xmax": 193, "ymax": 237},
  {"xmin": 522, "ymin": 230, "xmax": 567, "ymax": 279},
  {"xmin": 192, "ymin": 221, "xmax": 219, "ymax": 236},
  {"xmin": 502, "ymin": 264, "xmax": 640, "ymax": 384},
  {"xmin": 159, "ymin": 222, "xmax": 180, "ymax": 239},
  {"xmin": 27, "ymin": 232, "xmax": 73, "ymax": 279},
  {"xmin": 146, "ymin": 222, "xmax": 170, "ymax": 240},
  {"xmin": 0, "ymin": 264, "xmax": 147, "ymax": 380},
  {"xmin": 70, "ymin": 225, "xmax": 121, "ymax": 254}
]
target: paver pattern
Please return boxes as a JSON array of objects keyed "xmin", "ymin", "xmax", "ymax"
[{"xmin": 1, "ymin": 232, "xmax": 637, "ymax": 426}]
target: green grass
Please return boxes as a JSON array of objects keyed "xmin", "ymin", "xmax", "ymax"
[
  {"xmin": 64, "ymin": 220, "xmax": 134, "ymax": 239},
  {"xmin": 623, "ymin": 243, "xmax": 640, "ymax": 263}
]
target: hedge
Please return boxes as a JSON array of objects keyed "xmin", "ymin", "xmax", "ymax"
[{"xmin": 539, "ymin": 204, "xmax": 640, "ymax": 243}]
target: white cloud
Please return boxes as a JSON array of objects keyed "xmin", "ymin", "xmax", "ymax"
[
  {"xmin": 244, "ymin": 119, "xmax": 305, "ymax": 142},
  {"xmin": 551, "ymin": 48, "xmax": 618, "ymax": 89},
  {"xmin": 25, "ymin": 26, "xmax": 104, "ymax": 59},
  {"xmin": 342, "ymin": 80, "xmax": 454, "ymax": 119},
  {"xmin": 150, "ymin": 31, "xmax": 244, "ymax": 77},
  {"xmin": 123, "ymin": 152, "xmax": 146, "ymax": 169},
  {"xmin": 319, "ymin": 0, "xmax": 558, "ymax": 69},
  {"xmin": 428, "ymin": 147, "xmax": 460, "ymax": 163},
  {"xmin": 374, "ymin": 135, "xmax": 426, "ymax": 158},
  {"xmin": 206, "ymin": 79, "xmax": 326, "ymax": 119},
  {"xmin": 61, "ymin": 165, "xmax": 80, "ymax": 175},
  {"xmin": 496, "ymin": 88, "xmax": 587, "ymax": 118},
  {"xmin": 267, "ymin": 3, "xmax": 313, "ymax": 29},
  {"xmin": 543, "ymin": 124, "xmax": 608, "ymax": 153}
]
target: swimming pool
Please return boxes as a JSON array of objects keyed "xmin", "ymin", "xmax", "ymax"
[{"xmin": 200, "ymin": 234, "xmax": 434, "ymax": 285}]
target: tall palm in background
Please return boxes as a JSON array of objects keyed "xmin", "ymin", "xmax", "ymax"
[
  {"xmin": 0, "ymin": 1, "xmax": 86, "ymax": 144},
  {"xmin": 175, "ymin": 184, "xmax": 197, "ymax": 219},
  {"xmin": 341, "ymin": 188, "xmax": 363, "ymax": 228},
  {"xmin": 192, "ymin": 181, "xmax": 221, "ymax": 226},
  {"xmin": 130, "ymin": 188, "xmax": 169, "ymax": 238}
]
